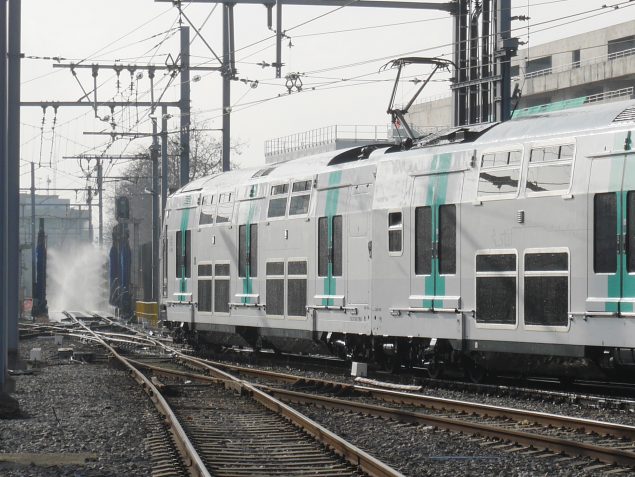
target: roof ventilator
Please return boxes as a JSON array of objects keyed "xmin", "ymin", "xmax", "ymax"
[{"xmin": 613, "ymin": 106, "xmax": 635, "ymax": 123}]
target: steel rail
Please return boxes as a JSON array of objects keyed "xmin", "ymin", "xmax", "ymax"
[
  {"xmin": 182, "ymin": 356, "xmax": 635, "ymax": 440},
  {"xmin": 129, "ymin": 352, "xmax": 403, "ymax": 477},
  {"xmin": 263, "ymin": 387, "xmax": 635, "ymax": 468},
  {"xmin": 123, "ymin": 358, "xmax": 635, "ymax": 468},
  {"xmin": 63, "ymin": 313, "xmax": 210, "ymax": 477}
]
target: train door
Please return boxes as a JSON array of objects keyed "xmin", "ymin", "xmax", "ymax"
[
  {"xmin": 587, "ymin": 131, "xmax": 635, "ymax": 316},
  {"xmin": 347, "ymin": 183, "xmax": 372, "ymax": 306},
  {"xmin": 314, "ymin": 171, "xmax": 349, "ymax": 307},
  {"xmin": 410, "ymin": 154, "xmax": 463, "ymax": 313}
]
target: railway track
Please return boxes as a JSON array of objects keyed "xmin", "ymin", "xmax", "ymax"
[
  {"xmin": 22, "ymin": 313, "xmax": 635, "ymax": 473},
  {"xmin": 136, "ymin": 353, "xmax": 635, "ymax": 472},
  {"xmin": 61, "ymin": 311, "xmax": 401, "ymax": 477}
]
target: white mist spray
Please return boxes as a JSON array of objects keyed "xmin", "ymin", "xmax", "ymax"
[{"xmin": 47, "ymin": 243, "xmax": 109, "ymax": 313}]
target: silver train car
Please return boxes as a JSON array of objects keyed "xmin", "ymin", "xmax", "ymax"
[{"xmin": 160, "ymin": 100, "xmax": 635, "ymax": 380}]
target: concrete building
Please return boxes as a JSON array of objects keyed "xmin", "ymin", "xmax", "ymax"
[
  {"xmin": 407, "ymin": 19, "xmax": 635, "ymax": 128},
  {"xmin": 18, "ymin": 194, "xmax": 91, "ymax": 298}
]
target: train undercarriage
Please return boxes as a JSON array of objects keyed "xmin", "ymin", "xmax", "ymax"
[{"xmin": 164, "ymin": 320, "xmax": 635, "ymax": 383}]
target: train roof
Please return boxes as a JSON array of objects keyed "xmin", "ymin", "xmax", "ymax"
[{"xmin": 172, "ymin": 99, "xmax": 635, "ymax": 199}]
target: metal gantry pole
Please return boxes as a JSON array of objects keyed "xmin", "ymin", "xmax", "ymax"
[
  {"xmin": 151, "ymin": 120, "xmax": 160, "ymax": 303},
  {"xmin": 7, "ymin": 0, "xmax": 21, "ymax": 359},
  {"xmin": 30, "ymin": 162, "xmax": 35, "ymax": 302},
  {"xmin": 179, "ymin": 26, "xmax": 190, "ymax": 187},
  {"xmin": 97, "ymin": 159, "xmax": 103, "ymax": 246},
  {"xmin": 0, "ymin": 0, "xmax": 8, "ymax": 391},
  {"xmin": 161, "ymin": 105, "xmax": 168, "ymax": 215},
  {"xmin": 222, "ymin": 4, "xmax": 232, "ymax": 172}
]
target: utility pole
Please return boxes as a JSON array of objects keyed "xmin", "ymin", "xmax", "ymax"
[
  {"xmin": 0, "ymin": 0, "xmax": 8, "ymax": 392},
  {"xmin": 161, "ymin": 105, "xmax": 169, "ymax": 216},
  {"xmin": 97, "ymin": 159, "xmax": 103, "ymax": 246},
  {"xmin": 150, "ymin": 118, "xmax": 160, "ymax": 302},
  {"xmin": 7, "ymin": 0, "xmax": 21, "ymax": 360},
  {"xmin": 30, "ymin": 162, "xmax": 35, "ymax": 303},
  {"xmin": 180, "ymin": 26, "xmax": 191, "ymax": 187},
  {"xmin": 222, "ymin": 4, "xmax": 235, "ymax": 173},
  {"xmin": 87, "ymin": 186, "xmax": 93, "ymax": 243}
]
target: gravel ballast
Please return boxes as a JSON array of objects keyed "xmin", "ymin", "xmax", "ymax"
[{"xmin": 0, "ymin": 336, "xmax": 155, "ymax": 477}]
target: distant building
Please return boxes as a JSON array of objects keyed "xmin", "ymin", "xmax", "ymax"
[
  {"xmin": 18, "ymin": 194, "xmax": 91, "ymax": 298},
  {"xmin": 407, "ymin": 19, "xmax": 635, "ymax": 128}
]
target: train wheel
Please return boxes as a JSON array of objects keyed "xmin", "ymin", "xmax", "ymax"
[
  {"xmin": 465, "ymin": 359, "xmax": 486, "ymax": 384},
  {"xmin": 427, "ymin": 360, "xmax": 444, "ymax": 379}
]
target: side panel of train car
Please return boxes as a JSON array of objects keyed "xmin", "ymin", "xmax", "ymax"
[{"xmin": 160, "ymin": 101, "xmax": 635, "ymax": 378}]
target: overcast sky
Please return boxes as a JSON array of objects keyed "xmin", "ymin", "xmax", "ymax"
[{"xmin": 17, "ymin": 0, "xmax": 635, "ymax": 212}]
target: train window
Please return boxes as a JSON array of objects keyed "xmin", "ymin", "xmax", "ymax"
[
  {"xmin": 268, "ymin": 197, "xmax": 287, "ymax": 218},
  {"xmin": 292, "ymin": 180, "xmax": 311, "ymax": 192},
  {"xmin": 594, "ymin": 193, "xmax": 617, "ymax": 273},
  {"xmin": 175, "ymin": 230, "xmax": 191, "ymax": 278},
  {"xmin": 238, "ymin": 224, "xmax": 258, "ymax": 278},
  {"xmin": 198, "ymin": 264, "xmax": 213, "ymax": 276},
  {"xmin": 288, "ymin": 260, "xmax": 308, "ymax": 317},
  {"xmin": 216, "ymin": 203, "xmax": 233, "ymax": 224},
  {"xmin": 439, "ymin": 204, "xmax": 456, "ymax": 275},
  {"xmin": 198, "ymin": 279, "xmax": 212, "ymax": 312},
  {"xmin": 214, "ymin": 264, "xmax": 230, "ymax": 313},
  {"xmin": 388, "ymin": 212, "xmax": 402, "ymax": 253},
  {"xmin": 526, "ymin": 144, "xmax": 574, "ymax": 194},
  {"xmin": 333, "ymin": 215, "xmax": 343, "ymax": 276},
  {"xmin": 476, "ymin": 253, "xmax": 516, "ymax": 325},
  {"xmin": 289, "ymin": 195, "xmax": 310, "ymax": 215},
  {"xmin": 199, "ymin": 203, "xmax": 215, "ymax": 225},
  {"xmin": 271, "ymin": 184, "xmax": 288, "ymax": 195},
  {"xmin": 524, "ymin": 252, "xmax": 568, "ymax": 327},
  {"xmin": 415, "ymin": 206, "xmax": 432, "ymax": 275},
  {"xmin": 266, "ymin": 261, "xmax": 284, "ymax": 316},
  {"xmin": 628, "ymin": 192, "xmax": 635, "ymax": 273},
  {"xmin": 478, "ymin": 150, "xmax": 522, "ymax": 198},
  {"xmin": 318, "ymin": 215, "xmax": 343, "ymax": 277}
]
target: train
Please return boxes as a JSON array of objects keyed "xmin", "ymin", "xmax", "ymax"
[{"xmin": 159, "ymin": 99, "xmax": 635, "ymax": 381}]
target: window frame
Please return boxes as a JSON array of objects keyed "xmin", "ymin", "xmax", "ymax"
[
  {"xmin": 317, "ymin": 215, "xmax": 343, "ymax": 277},
  {"xmin": 197, "ymin": 262, "xmax": 214, "ymax": 313},
  {"xmin": 593, "ymin": 192, "xmax": 618, "ymax": 275},
  {"xmin": 213, "ymin": 261, "xmax": 231, "ymax": 314},
  {"xmin": 522, "ymin": 248, "xmax": 570, "ymax": 331},
  {"xmin": 474, "ymin": 250, "xmax": 518, "ymax": 330},
  {"xmin": 288, "ymin": 179, "xmax": 313, "ymax": 217},
  {"xmin": 267, "ymin": 182, "xmax": 290, "ymax": 219},
  {"xmin": 198, "ymin": 194, "xmax": 216, "ymax": 227},
  {"xmin": 438, "ymin": 204, "xmax": 457, "ymax": 276},
  {"xmin": 414, "ymin": 206, "xmax": 432, "ymax": 276},
  {"xmin": 476, "ymin": 146, "xmax": 524, "ymax": 201},
  {"xmin": 265, "ymin": 259, "xmax": 285, "ymax": 319},
  {"xmin": 388, "ymin": 210, "xmax": 403, "ymax": 256},
  {"xmin": 525, "ymin": 141, "xmax": 575, "ymax": 197},
  {"xmin": 287, "ymin": 258, "xmax": 308, "ymax": 320}
]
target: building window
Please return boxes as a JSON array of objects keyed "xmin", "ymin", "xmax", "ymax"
[
  {"xmin": 526, "ymin": 144, "xmax": 574, "ymax": 194},
  {"xmin": 608, "ymin": 35, "xmax": 635, "ymax": 58},
  {"xmin": 415, "ymin": 206, "xmax": 432, "ymax": 275},
  {"xmin": 214, "ymin": 263, "xmax": 230, "ymax": 313},
  {"xmin": 238, "ymin": 224, "xmax": 258, "ymax": 278},
  {"xmin": 526, "ymin": 56, "xmax": 552, "ymax": 75},
  {"xmin": 476, "ymin": 253, "xmax": 517, "ymax": 325},
  {"xmin": 594, "ymin": 193, "xmax": 617, "ymax": 274},
  {"xmin": 572, "ymin": 49, "xmax": 581, "ymax": 68},
  {"xmin": 388, "ymin": 211, "xmax": 402, "ymax": 253},
  {"xmin": 175, "ymin": 230, "xmax": 191, "ymax": 278},
  {"xmin": 477, "ymin": 150, "xmax": 523, "ymax": 198},
  {"xmin": 524, "ymin": 252, "xmax": 568, "ymax": 327},
  {"xmin": 318, "ymin": 215, "xmax": 342, "ymax": 277},
  {"xmin": 439, "ymin": 204, "xmax": 456, "ymax": 275}
]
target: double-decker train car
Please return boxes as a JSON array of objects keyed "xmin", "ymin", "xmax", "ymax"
[{"xmin": 160, "ymin": 99, "xmax": 635, "ymax": 380}]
